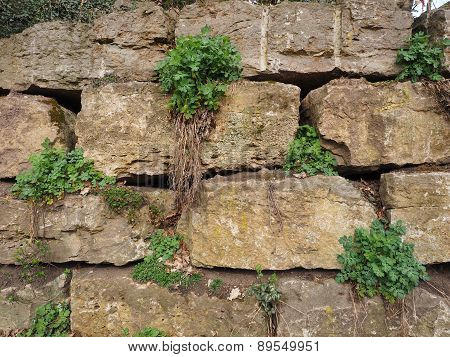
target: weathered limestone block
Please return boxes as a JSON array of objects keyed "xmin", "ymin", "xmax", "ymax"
[
  {"xmin": 0, "ymin": 188, "xmax": 174, "ymax": 265},
  {"xmin": 70, "ymin": 266, "xmax": 266, "ymax": 337},
  {"xmin": 277, "ymin": 276, "xmax": 450, "ymax": 337},
  {"xmin": 76, "ymin": 80, "xmax": 300, "ymax": 178},
  {"xmin": 380, "ymin": 171, "xmax": 450, "ymax": 265},
  {"xmin": 0, "ymin": 272, "xmax": 69, "ymax": 335},
  {"xmin": 339, "ymin": 0, "xmax": 413, "ymax": 76},
  {"xmin": 177, "ymin": 172, "xmax": 377, "ymax": 270},
  {"xmin": 0, "ymin": 22, "xmax": 92, "ymax": 91},
  {"xmin": 176, "ymin": 0, "xmax": 412, "ymax": 80},
  {"xmin": 0, "ymin": 93, "xmax": 76, "ymax": 178},
  {"xmin": 0, "ymin": 2, "xmax": 170, "ymax": 91},
  {"xmin": 302, "ymin": 78, "xmax": 450, "ymax": 172}
]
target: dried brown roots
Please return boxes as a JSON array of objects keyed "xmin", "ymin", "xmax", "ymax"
[{"xmin": 171, "ymin": 110, "xmax": 214, "ymax": 213}]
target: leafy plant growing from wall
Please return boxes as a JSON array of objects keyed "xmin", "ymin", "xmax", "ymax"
[
  {"xmin": 11, "ymin": 138, "xmax": 115, "ymax": 204},
  {"xmin": 19, "ymin": 302, "xmax": 71, "ymax": 337},
  {"xmin": 101, "ymin": 186, "xmax": 145, "ymax": 223},
  {"xmin": 284, "ymin": 125, "xmax": 337, "ymax": 176},
  {"xmin": 248, "ymin": 265, "xmax": 281, "ymax": 336},
  {"xmin": 397, "ymin": 31, "xmax": 450, "ymax": 82},
  {"xmin": 156, "ymin": 25, "xmax": 242, "ymax": 212},
  {"xmin": 15, "ymin": 239, "xmax": 49, "ymax": 283},
  {"xmin": 132, "ymin": 230, "xmax": 201, "ymax": 287},
  {"xmin": 122, "ymin": 326, "xmax": 167, "ymax": 337},
  {"xmin": 336, "ymin": 219, "xmax": 429, "ymax": 303}
]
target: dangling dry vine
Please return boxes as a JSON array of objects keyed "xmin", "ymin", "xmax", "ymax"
[{"xmin": 171, "ymin": 110, "xmax": 215, "ymax": 213}]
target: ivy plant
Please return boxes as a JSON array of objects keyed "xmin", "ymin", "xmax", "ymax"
[
  {"xmin": 336, "ymin": 220, "xmax": 429, "ymax": 303},
  {"xmin": 397, "ymin": 31, "xmax": 450, "ymax": 82},
  {"xmin": 156, "ymin": 25, "xmax": 242, "ymax": 118},
  {"xmin": 284, "ymin": 125, "xmax": 337, "ymax": 176},
  {"xmin": 11, "ymin": 138, "xmax": 115, "ymax": 204},
  {"xmin": 19, "ymin": 302, "xmax": 71, "ymax": 337}
]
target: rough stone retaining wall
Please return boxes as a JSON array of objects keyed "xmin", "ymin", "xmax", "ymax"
[{"xmin": 0, "ymin": 0, "xmax": 448, "ymax": 337}]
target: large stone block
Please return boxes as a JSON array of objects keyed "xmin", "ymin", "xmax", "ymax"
[
  {"xmin": 0, "ymin": 93, "xmax": 75, "ymax": 178},
  {"xmin": 75, "ymin": 80, "xmax": 300, "ymax": 178},
  {"xmin": 380, "ymin": 171, "xmax": 450, "ymax": 265},
  {"xmin": 0, "ymin": 2, "xmax": 171, "ymax": 91},
  {"xmin": 277, "ymin": 275, "xmax": 450, "ymax": 337},
  {"xmin": 302, "ymin": 78, "xmax": 450, "ymax": 172},
  {"xmin": 0, "ymin": 270, "xmax": 69, "ymax": 335},
  {"xmin": 177, "ymin": 172, "xmax": 377, "ymax": 270},
  {"xmin": 70, "ymin": 266, "xmax": 266, "ymax": 337},
  {"xmin": 0, "ymin": 188, "xmax": 173, "ymax": 265},
  {"xmin": 176, "ymin": 0, "xmax": 412, "ymax": 81}
]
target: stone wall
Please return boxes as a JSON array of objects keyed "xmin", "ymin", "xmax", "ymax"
[
  {"xmin": 0, "ymin": 0, "xmax": 448, "ymax": 337},
  {"xmin": 0, "ymin": 0, "xmax": 413, "ymax": 92}
]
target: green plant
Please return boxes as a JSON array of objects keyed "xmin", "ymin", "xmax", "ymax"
[
  {"xmin": 15, "ymin": 240, "xmax": 49, "ymax": 283},
  {"xmin": 208, "ymin": 278, "xmax": 224, "ymax": 293},
  {"xmin": 336, "ymin": 220, "xmax": 429, "ymax": 303},
  {"xmin": 122, "ymin": 326, "xmax": 167, "ymax": 337},
  {"xmin": 11, "ymin": 138, "xmax": 115, "ymax": 204},
  {"xmin": 148, "ymin": 230, "xmax": 182, "ymax": 262},
  {"xmin": 397, "ymin": 31, "xmax": 450, "ymax": 82},
  {"xmin": 133, "ymin": 327, "xmax": 167, "ymax": 337},
  {"xmin": 284, "ymin": 125, "xmax": 337, "ymax": 176},
  {"xmin": 101, "ymin": 186, "xmax": 145, "ymax": 222},
  {"xmin": 6, "ymin": 292, "xmax": 19, "ymax": 303},
  {"xmin": 156, "ymin": 25, "xmax": 242, "ymax": 119},
  {"xmin": 63, "ymin": 268, "xmax": 72, "ymax": 278},
  {"xmin": 0, "ymin": 0, "xmax": 116, "ymax": 38},
  {"xmin": 19, "ymin": 302, "xmax": 71, "ymax": 337},
  {"xmin": 132, "ymin": 256, "xmax": 201, "ymax": 287},
  {"xmin": 248, "ymin": 270, "xmax": 281, "ymax": 317},
  {"xmin": 132, "ymin": 231, "xmax": 201, "ymax": 288},
  {"xmin": 248, "ymin": 266, "xmax": 280, "ymax": 336}
]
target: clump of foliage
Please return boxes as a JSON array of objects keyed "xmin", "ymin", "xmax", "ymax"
[
  {"xmin": 63, "ymin": 268, "xmax": 72, "ymax": 278},
  {"xmin": 19, "ymin": 302, "xmax": 71, "ymax": 337},
  {"xmin": 248, "ymin": 266, "xmax": 281, "ymax": 316},
  {"xmin": 133, "ymin": 327, "xmax": 167, "ymax": 337},
  {"xmin": 11, "ymin": 138, "xmax": 115, "ymax": 204},
  {"xmin": 156, "ymin": 25, "xmax": 242, "ymax": 119},
  {"xmin": 6, "ymin": 292, "xmax": 19, "ymax": 303},
  {"xmin": 101, "ymin": 186, "xmax": 144, "ymax": 222},
  {"xmin": 15, "ymin": 240, "xmax": 49, "ymax": 283},
  {"xmin": 208, "ymin": 278, "xmax": 224, "ymax": 293},
  {"xmin": 122, "ymin": 326, "xmax": 167, "ymax": 337},
  {"xmin": 148, "ymin": 230, "xmax": 182, "ymax": 261},
  {"xmin": 336, "ymin": 220, "xmax": 429, "ymax": 303},
  {"xmin": 284, "ymin": 125, "xmax": 337, "ymax": 176},
  {"xmin": 397, "ymin": 31, "xmax": 450, "ymax": 82},
  {"xmin": 248, "ymin": 265, "xmax": 281, "ymax": 336},
  {"xmin": 0, "ymin": 0, "xmax": 116, "ymax": 38},
  {"xmin": 156, "ymin": 25, "xmax": 242, "ymax": 213},
  {"xmin": 132, "ymin": 230, "xmax": 201, "ymax": 288}
]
